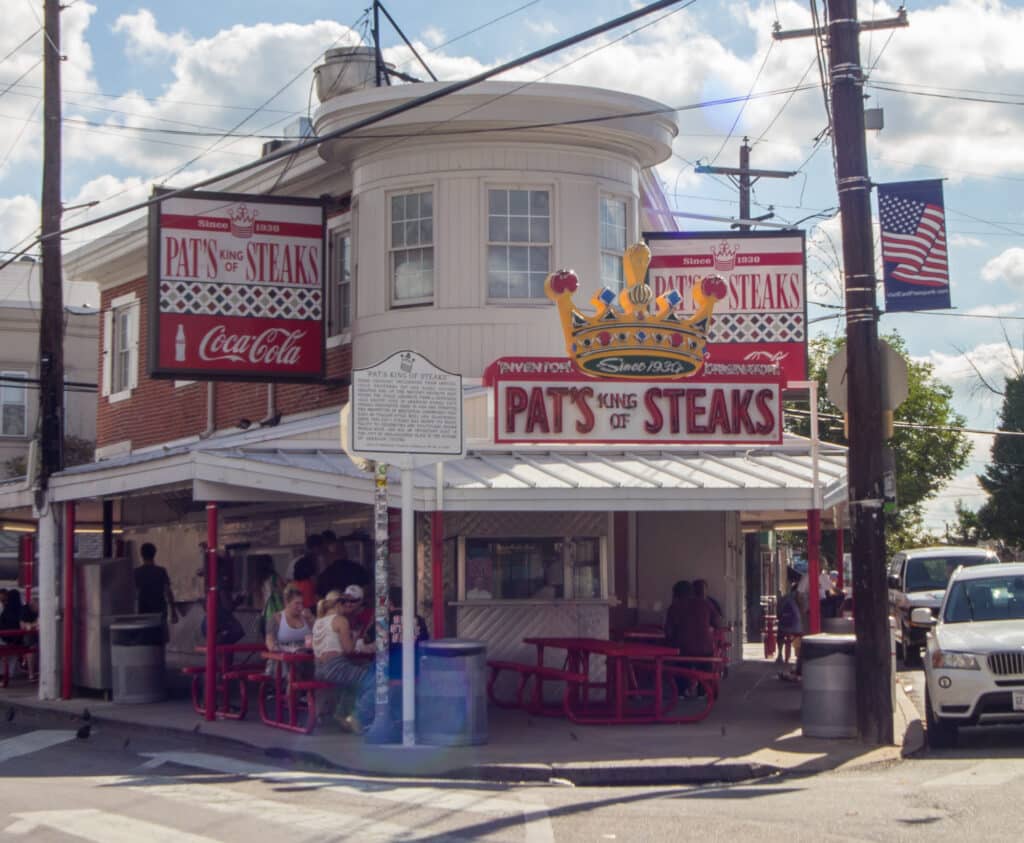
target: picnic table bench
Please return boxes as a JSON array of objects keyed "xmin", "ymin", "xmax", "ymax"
[
  {"xmin": 0, "ymin": 629, "xmax": 38, "ymax": 687},
  {"xmin": 185, "ymin": 643, "xmax": 266, "ymax": 719}
]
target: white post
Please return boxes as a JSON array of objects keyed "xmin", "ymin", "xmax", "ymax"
[
  {"xmin": 36, "ymin": 502, "xmax": 59, "ymax": 700},
  {"xmin": 401, "ymin": 466, "xmax": 416, "ymax": 746}
]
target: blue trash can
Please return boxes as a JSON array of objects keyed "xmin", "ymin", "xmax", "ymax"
[{"xmin": 416, "ymin": 639, "xmax": 487, "ymax": 746}]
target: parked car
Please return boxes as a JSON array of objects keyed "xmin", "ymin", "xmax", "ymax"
[
  {"xmin": 888, "ymin": 546, "xmax": 999, "ymax": 663},
  {"xmin": 916, "ymin": 562, "xmax": 1024, "ymax": 748}
]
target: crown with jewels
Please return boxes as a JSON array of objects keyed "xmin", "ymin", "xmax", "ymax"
[
  {"xmin": 545, "ymin": 242, "xmax": 728, "ymax": 380},
  {"xmin": 228, "ymin": 204, "xmax": 258, "ymax": 239},
  {"xmin": 399, "ymin": 351, "xmax": 415, "ymax": 373},
  {"xmin": 712, "ymin": 240, "xmax": 738, "ymax": 272}
]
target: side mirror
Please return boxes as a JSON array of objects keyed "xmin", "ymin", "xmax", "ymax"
[
  {"xmin": 887, "ymin": 575, "xmax": 901, "ymax": 590},
  {"xmin": 910, "ymin": 607, "xmax": 936, "ymax": 626}
]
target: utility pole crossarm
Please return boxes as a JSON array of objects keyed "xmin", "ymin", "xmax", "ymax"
[{"xmin": 773, "ymin": 7, "xmax": 908, "ymax": 40}]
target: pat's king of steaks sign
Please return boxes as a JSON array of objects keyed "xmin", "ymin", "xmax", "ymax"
[{"xmin": 148, "ymin": 189, "xmax": 326, "ymax": 381}]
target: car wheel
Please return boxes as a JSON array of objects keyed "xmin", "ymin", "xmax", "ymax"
[{"xmin": 925, "ymin": 686, "xmax": 957, "ymax": 749}]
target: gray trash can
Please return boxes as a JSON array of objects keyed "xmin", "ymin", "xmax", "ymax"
[
  {"xmin": 416, "ymin": 639, "xmax": 487, "ymax": 746},
  {"xmin": 801, "ymin": 633, "xmax": 856, "ymax": 738},
  {"xmin": 110, "ymin": 614, "xmax": 166, "ymax": 704}
]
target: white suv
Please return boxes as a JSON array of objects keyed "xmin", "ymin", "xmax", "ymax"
[{"xmin": 917, "ymin": 561, "xmax": 1024, "ymax": 748}]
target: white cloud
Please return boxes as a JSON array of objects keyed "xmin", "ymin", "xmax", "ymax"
[
  {"xmin": 113, "ymin": 9, "xmax": 191, "ymax": 58},
  {"xmin": 964, "ymin": 303, "xmax": 1021, "ymax": 317},
  {"xmin": 525, "ymin": 20, "xmax": 558, "ymax": 37},
  {"xmin": 421, "ymin": 27, "xmax": 445, "ymax": 48},
  {"xmin": 981, "ymin": 247, "xmax": 1024, "ymax": 287},
  {"xmin": 0, "ymin": 195, "xmax": 41, "ymax": 256}
]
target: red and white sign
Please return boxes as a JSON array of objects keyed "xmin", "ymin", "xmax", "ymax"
[
  {"xmin": 487, "ymin": 358, "xmax": 783, "ymax": 445},
  {"xmin": 645, "ymin": 231, "xmax": 807, "ymax": 382},
  {"xmin": 149, "ymin": 190, "xmax": 325, "ymax": 381}
]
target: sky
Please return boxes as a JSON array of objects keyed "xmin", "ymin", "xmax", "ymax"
[{"xmin": 1, "ymin": 0, "xmax": 1022, "ymax": 531}]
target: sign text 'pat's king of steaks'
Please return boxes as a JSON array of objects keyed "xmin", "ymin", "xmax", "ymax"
[{"xmin": 148, "ymin": 189, "xmax": 326, "ymax": 381}]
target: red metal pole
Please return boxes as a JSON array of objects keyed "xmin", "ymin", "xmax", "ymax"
[
  {"xmin": 62, "ymin": 502, "xmax": 75, "ymax": 699},
  {"xmin": 835, "ymin": 523, "xmax": 845, "ymax": 592},
  {"xmin": 807, "ymin": 509, "xmax": 822, "ymax": 635},
  {"xmin": 204, "ymin": 502, "xmax": 218, "ymax": 721},
  {"xmin": 431, "ymin": 511, "xmax": 444, "ymax": 638},
  {"xmin": 20, "ymin": 534, "xmax": 34, "ymax": 605}
]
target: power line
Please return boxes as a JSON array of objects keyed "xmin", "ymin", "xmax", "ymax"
[
  {"xmin": 0, "ymin": 28, "xmax": 40, "ymax": 66},
  {"xmin": 0, "ymin": 0, "xmax": 696, "ymax": 268},
  {"xmin": 708, "ymin": 39, "xmax": 775, "ymax": 164},
  {"xmin": 867, "ymin": 82, "xmax": 1024, "ymax": 107},
  {"xmin": 751, "ymin": 55, "xmax": 817, "ymax": 147},
  {"xmin": 0, "ymin": 57, "xmax": 42, "ymax": 102}
]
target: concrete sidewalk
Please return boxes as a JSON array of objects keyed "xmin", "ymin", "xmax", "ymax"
[{"xmin": 0, "ymin": 645, "xmax": 920, "ymax": 786}]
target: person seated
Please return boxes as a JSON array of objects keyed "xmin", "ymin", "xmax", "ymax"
[
  {"xmin": 289, "ymin": 555, "xmax": 318, "ymax": 612},
  {"xmin": 311, "ymin": 586, "xmax": 372, "ymax": 732},
  {"xmin": 20, "ymin": 596, "xmax": 39, "ymax": 681},
  {"xmin": 265, "ymin": 587, "xmax": 314, "ymax": 654}
]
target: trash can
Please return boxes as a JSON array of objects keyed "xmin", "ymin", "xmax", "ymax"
[
  {"xmin": 416, "ymin": 639, "xmax": 487, "ymax": 746},
  {"xmin": 110, "ymin": 614, "xmax": 166, "ymax": 704},
  {"xmin": 801, "ymin": 633, "xmax": 856, "ymax": 738},
  {"xmin": 822, "ymin": 617, "xmax": 855, "ymax": 634}
]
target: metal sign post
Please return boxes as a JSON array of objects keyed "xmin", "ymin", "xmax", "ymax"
[
  {"xmin": 365, "ymin": 462, "xmax": 398, "ymax": 744},
  {"xmin": 342, "ymin": 350, "xmax": 464, "ymax": 746}
]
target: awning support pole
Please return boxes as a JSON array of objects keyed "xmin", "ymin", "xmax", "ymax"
[
  {"xmin": 61, "ymin": 500, "xmax": 75, "ymax": 700},
  {"xmin": 204, "ymin": 502, "xmax": 218, "ymax": 721},
  {"xmin": 835, "ymin": 520, "xmax": 845, "ymax": 592},
  {"xmin": 807, "ymin": 508, "xmax": 822, "ymax": 635},
  {"xmin": 401, "ymin": 466, "xmax": 416, "ymax": 746},
  {"xmin": 365, "ymin": 463, "xmax": 396, "ymax": 744},
  {"xmin": 37, "ymin": 504, "xmax": 58, "ymax": 699},
  {"xmin": 431, "ymin": 511, "xmax": 444, "ymax": 639}
]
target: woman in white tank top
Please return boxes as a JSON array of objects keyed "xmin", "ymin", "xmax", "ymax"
[
  {"xmin": 265, "ymin": 587, "xmax": 313, "ymax": 653},
  {"xmin": 312, "ymin": 586, "xmax": 371, "ymax": 731}
]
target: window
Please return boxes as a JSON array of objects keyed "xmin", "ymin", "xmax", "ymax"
[
  {"xmin": 0, "ymin": 371, "xmax": 27, "ymax": 436},
  {"xmin": 461, "ymin": 536, "xmax": 604, "ymax": 601},
  {"xmin": 328, "ymin": 228, "xmax": 352, "ymax": 335},
  {"xmin": 389, "ymin": 190, "xmax": 433, "ymax": 305},
  {"xmin": 600, "ymin": 197, "xmax": 628, "ymax": 290},
  {"xmin": 102, "ymin": 293, "xmax": 139, "ymax": 400},
  {"xmin": 487, "ymin": 188, "xmax": 550, "ymax": 300}
]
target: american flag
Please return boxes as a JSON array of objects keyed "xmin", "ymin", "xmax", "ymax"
[{"xmin": 878, "ymin": 188, "xmax": 949, "ymax": 287}]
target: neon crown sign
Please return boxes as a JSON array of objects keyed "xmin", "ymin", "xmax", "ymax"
[{"xmin": 544, "ymin": 242, "xmax": 727, "ymax": 380}]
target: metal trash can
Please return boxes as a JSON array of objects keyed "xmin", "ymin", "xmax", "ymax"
[
  {"xmin": 801, "ymin": 633, "xmax": 856, "ymax": 738},
  {"xmin": 416, "ymin": 639, "xmax": 487, "ymax": 746},
  {"xmin": 110, "ymin": 614, "xmax": 166, "ymax": 704}
]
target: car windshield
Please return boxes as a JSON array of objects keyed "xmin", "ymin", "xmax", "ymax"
[
  {"xmin": 944, "ymin": 575, "xmax": 1024, "ymax": 623},
  {"xmin": 904, "ymin": 555, "xmax": 991, "ymax": 592}
]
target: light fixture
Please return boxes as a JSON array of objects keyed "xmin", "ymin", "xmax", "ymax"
[{"xmin": 1, "ymin": 522, "xmax": 37, "ymax": 533}]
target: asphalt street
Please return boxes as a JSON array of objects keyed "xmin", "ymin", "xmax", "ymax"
[{"xmin": 2, "ymin": 704, "xmax": 1023, "ymax": 842}]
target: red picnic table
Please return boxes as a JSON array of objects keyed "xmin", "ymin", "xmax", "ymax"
[
  {"xmin": 523, "ymin": 636, "xmax": 723, "ymax": 724},
  {"xmin": 0, "ymin": 629, "xmax": 37, "ymax": 687},
  {"xmin": 188, "ymin": 643, "xmax": 266, "ymax": 719}
]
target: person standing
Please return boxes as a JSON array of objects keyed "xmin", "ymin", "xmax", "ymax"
[{"xmin": 135, "ymin": 543, "xmax": 179, "ymax": 640}]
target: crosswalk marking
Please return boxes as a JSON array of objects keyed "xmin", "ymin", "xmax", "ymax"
[
  {"xmin": 0, "ymin": 730, "xmax": 77, "ymax": 764},
  {"xmin": 140, "ymin": 750, "xmax": 535, "ymax": 815},
  {"xmin": 102, "ymin": 775, "xmax": 470, "ymax": 842},
  {"xmin": 922, "ymin": 760, "xmax": 1024, "ymax": 789},
  {"xmin": 136, "ymin": 750, "xmax": 554, "ymax": 839},
  {"xmin": 5, "ymin": 808, "xmax": 222, "ymax": 843}
]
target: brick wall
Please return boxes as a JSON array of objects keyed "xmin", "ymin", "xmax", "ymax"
[{"xmin": 97, "ymin": 277, "xmax": 351, "ymax": 451}]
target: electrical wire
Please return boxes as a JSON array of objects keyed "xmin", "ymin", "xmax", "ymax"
[
  {"xmin": 0, "ymin": 57, "xmax": 42, "ymax": 103},
  {"xmin": 867, "ymin": 82, "xmax": 1024, "ymax": 107},
  {"xmin": 751, "ymin": 55, "xmax": 817, "ymax": 148},
  {"xmin": 0, "ymin": 28, "xmax": 40, "ymax": 67},
  {"xmin": 708, "ymin": 39, "xmax": 775, "ymax": 165}
]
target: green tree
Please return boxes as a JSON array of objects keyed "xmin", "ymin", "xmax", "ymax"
[
  {"xmin": 944, "ymin": 500, "xmax": 986, "ymax": 546},
  {"xmin": 978, "ymin": 375, "xmax": 1024, "ymax": 550},
  {"xmin": 787, "ymin": 333, "xmax": 972, "ymax": 556}
]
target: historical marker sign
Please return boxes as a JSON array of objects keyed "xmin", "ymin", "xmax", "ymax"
[{"xmin": 351, "ymin": 350, "xmax": 463, "ymax": 457}]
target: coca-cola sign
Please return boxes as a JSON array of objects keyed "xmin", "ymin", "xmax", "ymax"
[{"xmin": 148, "ymin": 188, "xmax": 325, "ymax": 381}]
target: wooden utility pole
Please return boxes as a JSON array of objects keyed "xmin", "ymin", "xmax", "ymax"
[
  {"xmin": 773, "ymin": 1, "xmax": 907, "ymax": 743},
  {"xmin": 827, "ymin": 0, "xmax": 892, "ymax": 745},
  {"xmin": 695, "ymin": 138, "xmax": 795, "ymax": 230},
  {"xmin": 39, "ymin": 0, "xmax": 64, "ymax": 488}
]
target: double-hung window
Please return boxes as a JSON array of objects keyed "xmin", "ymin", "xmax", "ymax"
[
  {"xmin": 0, "ymin": 371, "xmax": 27, "ymax": 437},
  {"xmin": 328, "ymin": 228, "xmax": 352, "ymax": 336},
  {"xmin": 102, "ymin": 292, "xmax": 139, "ymax": 400},
  {"xmin": 487, "ymin": 188, "xmax": 550, "ymax": 301},
  {"xmin": 390, "ymin": 190, "xmax": 433, "ymax": 306},
  {"xmin": 600, "ymin": 196, "xmax": 628, "ymax": 290}
]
